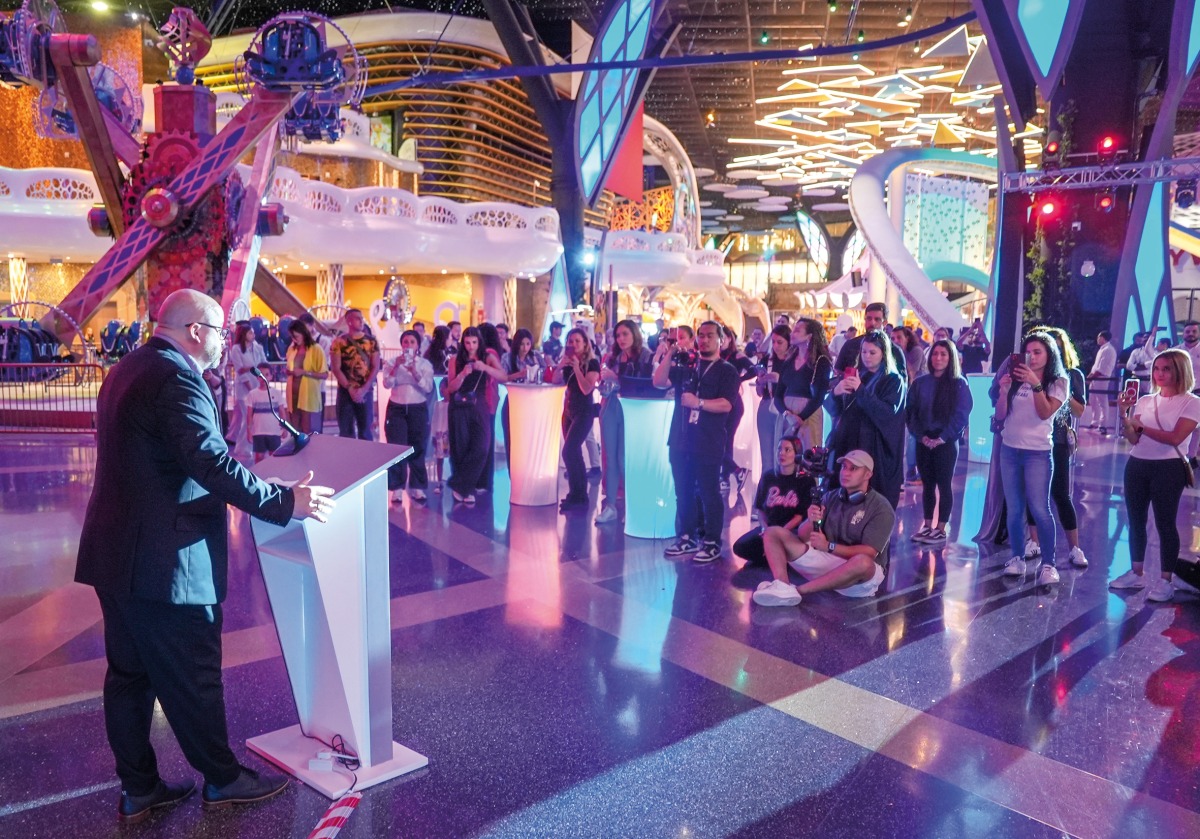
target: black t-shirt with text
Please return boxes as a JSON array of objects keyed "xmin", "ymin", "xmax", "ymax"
[
  {"xmin": 754, "ymin": 470, "xmax": 816, "ymax": 528},
  {"xmin": 667, "ymin": 358, "xmax": 741, "ymax": 462},
  {"xmin": 563, "ymin": 358, "xmax": 601, "ymax": 418}
]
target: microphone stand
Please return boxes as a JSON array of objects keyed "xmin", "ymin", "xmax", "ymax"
[{"xmin": 251, "ymin": 367, "xmax": 311, "ymax": 456}]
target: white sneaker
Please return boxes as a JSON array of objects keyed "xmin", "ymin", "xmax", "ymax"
[
  {"xmin": 1037, "ymin": 564, "xmax": 1060, "ymax": 585},
  {"xmin": 594, "ymin": 505, "xmax": 618, "ymax": 524},
  {"xmin": 1109, "ymin": 569, "xmax": 1146, "ymax": 589},
  {"xmin": 1003, "ymin": 556, "xmax": 1027, "ymax": 576},
  {"xmin": 1067, "ymin": 546, "xmax": 1088, "ymax": 567},
  {"xmin": 1147, "ymin": 579, "xmax": 1174, "ymax": 602},
  {"xmin": 1174, "ymin": 575, "xmax": 1200, "ymax": 595},
  {"xmin": 389, "ymin": 490, "xmax": 402, "ymax": 503},
  {"xmin": 752, "ymin": 579, "xmax": 802, "ymax": 607},
  {"xmin": 410, "ymin": 489, "xmax": 426, "ymax": 502},
  {"xmin": 1023, "ymin": 539, "xmax": 1042, "ymax": 560}
]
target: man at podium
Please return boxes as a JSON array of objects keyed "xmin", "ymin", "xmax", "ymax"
[{"xmin": 75, "ymin": 289, "xmax": 335, "ymax": 824}]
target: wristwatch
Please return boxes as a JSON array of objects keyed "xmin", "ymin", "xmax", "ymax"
[
  {"xmin": 1031, "ymin": 384, "xmax": 1045, "ymax": 393},
  {"xmin": 827, "ymin": 541, "xmax": 838, "ymax": 553},
  {"xmin": 698, "ymin": 399, "xmax": 705, "ymax": 411}
]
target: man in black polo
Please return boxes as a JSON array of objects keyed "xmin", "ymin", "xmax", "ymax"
[
  {"xmin": 653, "ymin": 320, "xmax": 741, "ymax": 562},
  {"xmin": 834, "ymin": 301, "xmax": 907, "ymax": 373}
]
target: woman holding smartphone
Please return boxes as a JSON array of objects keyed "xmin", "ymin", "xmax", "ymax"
[
  {"xmin": 446, "ymin": 327, "xmax": 493, "ymax": 504},
  {"xmin": 285, "ymin": 319, "xmax": 328, "ymax": 435},
  {"xmin": 777, "ymin": 318, "xmax": 833, "ymax": 455},
  {"xmin": 755, "ymin": 325, "xmax": 794, "ymax": 490},
  {"xmin": 994, "ymin": 332, "xmax": 1068, "ymax": 584},
  {"xmin": 825, "ymin": 330, "xmax": 907, "ymax": 506},
  {"xmin": 596, "ymin": 319, "xmax": 653, "ymax": 524},
  {"xmin": 1114, "ymin": 348, "xmax": 1200, "ymax": 602},
  {"xmin": 555, "ymin": 328, "xmax": 601, "ymax": 512},
  {"xmin": 905, "ymin": 339, "xmax": 972, "ymax": 543},
  {"xmin": 382, "ymin": 329, "xmax": 434, "ymax": 502}
]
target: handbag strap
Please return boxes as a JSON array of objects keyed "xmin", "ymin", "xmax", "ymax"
[{"xmin": 1151, "ymin": 397, "xmax": 1190, "ymax": 464}]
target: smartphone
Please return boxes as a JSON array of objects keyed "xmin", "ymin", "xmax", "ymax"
[
  {"xmin": 1124, "ymin": 379, "xmax": 1140, "ymax": 401},
  {"xmin": 844, "ymin": 367, "xmax": 856, "ymax": 378},
  {"xmin": 1009, "ymin": 353, "xmax": 1023, "ymax": 369}
]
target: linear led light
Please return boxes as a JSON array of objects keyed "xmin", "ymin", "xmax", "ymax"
[
  {"xmin": 781, "ymin": 64, "xmax": 875, "ymax": 77},
  {"xmin": 727, "ymin": 138, "xmax": 800, "ymax": 145}
]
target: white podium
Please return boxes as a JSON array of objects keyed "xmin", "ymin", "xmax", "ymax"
[
  {"xmin": 621, "ymin": 397, "xmax": 677, "ymax": 539},
  {"xmin": 248, "ymin": 434, "xmax": 428, "ymax": 798},
  {"xmin": 507, "ymin": 383, "xmax": 565, "ymax": 506}
]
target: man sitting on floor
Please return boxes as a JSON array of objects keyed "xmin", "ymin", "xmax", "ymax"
[{"xmin": 753, "ymin": 449, "xmax": 895, "ymax": 606}]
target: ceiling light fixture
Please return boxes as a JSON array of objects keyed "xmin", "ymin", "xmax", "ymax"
[
  {"xmin": 828, "ymin": 0, "xmax": 838, "ymax": 11},
  {"xmin": 857, "ymin": 30, "xmax": 865, "ymax": 43},
  {"xmin": 759, "ymin": 30, "xmax": 770, "ymax": 45},
  {"xmin": 905, "ymin": 7, "xmax": 913, "ymax": 22}
]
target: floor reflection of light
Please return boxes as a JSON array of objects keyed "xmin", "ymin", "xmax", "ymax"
[
  {"xmin": 613, "ymin": 564, "xmax": 677, "ymax": 675},
  {"xmin": 504, "ymin": 504, "xmax": 562, "ymax": 629}
]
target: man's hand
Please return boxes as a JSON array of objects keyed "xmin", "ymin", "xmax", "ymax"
[
  {"xmin": 809, "ymin": 531, "xmax": 830, "ymax": 551},
  {"xmin": 292, "ymin": 470, "xmax": 335, "ymax": 522},
  {"xmin": 808, "ymin": 503, "xmax": 824, "ymax": 522},
  {"xmin": 349, "ymin": 385, "xmax": 366, "ymax": 403},
  {"xmin": 681, "ymin": 392, "xmax": 700, "ymax": 409}
]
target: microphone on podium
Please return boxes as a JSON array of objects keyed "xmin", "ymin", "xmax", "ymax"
[{"xmin": 251, "ymin": 367, "xmax": 311, "ymax": 456}]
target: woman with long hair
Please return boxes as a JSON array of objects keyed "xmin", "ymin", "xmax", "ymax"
[
  {"xmin": 473, "ymin": 323, "xmax": 506, "ymax": 494},
  {"xmin": 499, "ymin": 328, "xmax": 540, "ymax": 470},
  {"xmin": 891, "ymin": 325, "xmax": 924, "ymax": 483},
  {"xmin": 778, "ymin": 318, "xmax": 832, "ymax": 455},
  {"xmin": 596, "ymin": 319, "xmax": 653, "ymax": 524},
  {"xmin": 425, "ymin": 324, "xmax": 451, "ymax": 375},
  {"xmin": 446, "ymin": 327, "xmax": 493, "ymax": 504},
  {"xmin": 382, "ymin": 329, "xmax": 434, "ymax": 503},
  {"xmin": 905, "ymin": 339, "xmax": 972, "ymax": 543},
  {"xmin": 285, "ymin": 320, "xmax": 328, "ymax": 435},
  {"xmin": 1114, "ymin": 348, "xmax": 1200, "ymax": 602},
  {"xmin": 994, "ymin": 331, "xmax": 1068, "ymax": 584},
  {"xmin": 733, "ymin": 436, "xmax": 815, "ymax": 566},
  {"xmin": 554, "ymin": 327, "xmax": 601, "ymax": 512},
  {"xmin": 826, "ymin": 330, "xmax": 906, "ymax": 507},
  {"xmin": 718, "ymin": 325, "xmax": 757, "ymax": 492},
  {"xmin": 229, "ymin": 323, "xmax": 266, "ymax": 453},
  {"xmin": 1022, "ymin": 326, "xmax": 1089, "ymax": 567},
  {"xmin": 754, "ymin": 325, "xmax": 793, "ymax": 493}
]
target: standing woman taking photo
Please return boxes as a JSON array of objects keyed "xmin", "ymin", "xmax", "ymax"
[
  {"xmin": 825, "ymin": 330, "xmax": 906, "ymax": 507},
  {"xmin": 905, "ymin": 339, "xmax": 972, "ymax": 543},
  {"xmin": 555, "ymin": 327, "xmax": 601, "ymax": 513},
  {"xmin": 474, "ymin": 323, "xmax": 507, "ymax": 494},
  {"xmin": 446, "ymin": 327, "xmax": 493, "ymax": 504},
  {"xmin": 596, "ymin": 319, "xmax": 653, "ymax": 524},
  {"xmin": 1113, "ymin": 348, "xmax": 1200, "ymax": 602},
  {"xmin": 229, "ymin": 323, "xmax": 267, "ymax": 453},
  {"xmin": 285, "ymin": 319, "xmax": 328, "ymax": 435},
  {"xmin": 382, "ymin": 328, "xmax": 434, "ymax": 503},
  {"xmin": 777, "ymin": 318, "xmax": 833, "ymax": 455},
  {"xmin": 500, "ymin": 327, "xmax": 540, "ymax": 468},
  {"xmin": 755, "ymin": 325, "xmax": 793, "ymax": 487},
  {"xmin": 994, "ymin": 332, "xmax": 1067, "ymax": 584}
]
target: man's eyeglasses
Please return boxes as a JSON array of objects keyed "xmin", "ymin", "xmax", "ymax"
[{"xmin": 188, "ymin": 322, "xmax": 232, "ymax": 340}]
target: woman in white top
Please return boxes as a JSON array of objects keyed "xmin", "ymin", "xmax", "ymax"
[
  {"xmin": 382, "ymin": 329, "xmax": 435, "ymax": 502},
  {"xmin": 228, "ymin": 324, "xmax": 267, "ymax": 454},
  {"xmin": 1114, "ymin": 348, "xmax": 1200, "ymax": 602},
  {"xmin": 994, "ymin": 332, "xmax": 1068, "ymax": 584}
]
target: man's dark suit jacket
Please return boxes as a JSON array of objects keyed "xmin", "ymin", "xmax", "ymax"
[{"xmin": 76, "ymin": 337, "xmax": 295, "ymax": 606}]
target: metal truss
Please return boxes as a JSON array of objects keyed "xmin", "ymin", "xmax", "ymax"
[{"xmin": 1002, "ymin": 157, "xmax": 1200, "ymax": 193}]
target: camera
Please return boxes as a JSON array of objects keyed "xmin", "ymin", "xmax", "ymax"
[
  {"xmin": 801, "ymin": 446, "xmax": 830, "ymax": 479},
  {"xmin": 672, "ymin": 349, "xmax": 699, "ymax": 367}
]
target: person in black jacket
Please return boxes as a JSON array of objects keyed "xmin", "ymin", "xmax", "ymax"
[
  {"xmin": 777, "ymin": 317, "xmax": 833, "ymax": 454},
  {"xmin": 75, "ymin": 290, "xmax": 333, "ymax": 822},
  {"xmin": 826, "ymin": 330, "xmax": 907, "ymax": 507},
  {"xmin": 754, "ymin": 325, "xmax": 794, "ymax": 494},
  {"xmin": 555, "ymin": 327, "xmax": 601, "ymax": 512},
  {"xmin": 833, "ymin": 301, "xmax": 907, "ymax": 374},
  {"xmin": 905, "ymin": 339, "xmax": 972, "ymax": 543}
]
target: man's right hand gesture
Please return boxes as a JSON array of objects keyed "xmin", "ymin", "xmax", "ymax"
[{"xmin": 292, "ymin": 470, "xmax": 335, "ymax": 523}]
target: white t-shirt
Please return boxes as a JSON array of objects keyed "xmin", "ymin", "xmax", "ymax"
[
  {"xmin": 1130, "ymin": 392, "xmax": 1200, "ymax": 460},
  {"xmin": 1002, "ymin": 378, "xmax": 1069, "ymax": 451},
  {"xmin": 246, "ymin": 387, "xmax": 280, "ymax": 438}
]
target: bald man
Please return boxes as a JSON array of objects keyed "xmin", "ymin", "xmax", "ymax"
[{"xmin": 76, "ymin": 289, "xmax": 335, "ymax": 822}]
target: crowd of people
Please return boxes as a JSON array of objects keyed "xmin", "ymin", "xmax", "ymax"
[{"xmin": 218, "ymin": 304, "xmax": 1200, "ymax": 610}]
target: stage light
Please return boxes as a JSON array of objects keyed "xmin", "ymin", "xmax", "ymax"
[
  {"xmin": 90, "ymin": 0, "xmax": 108, "ymax": 10},
  {"xmin": 1178, "ymin": 179, "xmax": 1197, "ymax": 209},
  {"xmin": 857, "ymin": 29, "xmax": 866, "ymax": 43},
  {"xmin": 1096, "ymin": 190, "xmax": 1115, "ymax": 213},
  {"xmin": 1033, "ymin": 194, "xmax": 1061, "ymax": 222},
  {"xmin": 1098, "ymin": 134, "xmax": 1117, "ymax": 163},
  {"xmin": 828, "ymin": 0, "xmax": 838, "ymax": 11},
  {"xmin": 905, "ymin": 7, "xmax": 913, "ymax": 22},
  {"xmin": 913, "ymin": 40, "xmax": 921, "ymax": 53},
  {"xmin": 759, "ymin": 30, "xmax": 770, "ymax": 45},
  {"xmin": 1043, "ymin": 130, "xmax": 1062, "ymax": 172}
]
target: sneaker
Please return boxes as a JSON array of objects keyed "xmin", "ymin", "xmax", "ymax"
[
  {"xmin": 1147, "ymin": 579, "xmax": 1174, "ymax": 602},
  {"xmin": 1109, "ymin": 569, "xmax": 1146, "ymax": 589},
  {"xmin": 736, "ymin": 467, "xmax": 749, "ymax": 491},
  {"xmin": 924, "ymin": 527, "xmax": 947, "ymax": 543},
  {"xmin": 693, "ymin": 541, "xmax": 722, "ymax": 563},
  {"xmin": 390, "ymin": 490, "xmax": 402, "ymax": 503},
  {"xmin": 1174, "ymin": 574, "xmax": 1200, "ymax": 595},
  {"xmin": 586, "ymin": 466, "xmax": 602, "ymax": 478},
  {"xmin": 719, "ymin": 479, "xmax": 730, "ymax": 493},
  {"xmin": 1037, "ymin": 564, "xmax": 1060, "ymax": 585},
  {"xmin": 1003, "ymin": 556, "xmax": 1027, "ymax": 576},
  {"xmin": 411, "ymin": 489, "xmax": 426, "ymax": 502},
  {"xmin": 752, "ymin": 579, "xmax": 802, "ymax": 607},
  {"xmin": 664, "ymin": 536, "xmax": 699, "ymax": 557},
  {"xmin": 463, "ymin": 494, "xmax": 476, "ymax": 505},
  {"xmin": 594, "ymin": 504, "xmax": 618, "ymax": 524},
  {"xmin": 912, "ymin": 526, "xmax": 934, "ymax": 543},
  {"xmin": 452, "ymin": 490, "xmax": 466, "ymax": 502},
  {"xmin": 1023, "ymin": 539, "xmax": 1042, "ymax": 560},
  {"xmin": 1067, "ymin": 546, "xmax": 1088, "ymax": 567}
]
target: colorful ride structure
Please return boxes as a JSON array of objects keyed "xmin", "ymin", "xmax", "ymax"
[{"xmin": 0, "ymin": 2, "xmax": 368, "ymax": 343}]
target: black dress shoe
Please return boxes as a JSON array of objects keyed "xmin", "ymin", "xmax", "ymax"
[
  {"xmin": 202, "ymin": 766, "xmax": 289, "ymax": 809},
  {"xmin": 118, "ymin": 779, "xmax": 196, "ymax": 824}
]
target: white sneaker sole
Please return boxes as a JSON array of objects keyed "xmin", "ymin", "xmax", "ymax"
[{"xmin": 753, "ymin": 589, "xmax": 802, "ymax": 607}]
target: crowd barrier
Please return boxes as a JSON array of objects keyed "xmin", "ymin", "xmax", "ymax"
[{"xmin": 0, "ymin": 362, "xmax": 105, "ymax": 432}]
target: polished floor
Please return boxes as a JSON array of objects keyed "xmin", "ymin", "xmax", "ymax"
[{"xmin": 0, "ymin": 428, "xmax": 1198, "ymax": 838}]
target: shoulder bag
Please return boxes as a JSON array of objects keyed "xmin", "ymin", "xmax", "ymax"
[{"xmin": 1153, "ymin": 398, "xmax": 1196, "ymax": 487}]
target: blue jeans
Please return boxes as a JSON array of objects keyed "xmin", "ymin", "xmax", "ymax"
[{"xmin": 999, "ymin": 444, "xmax": 1055, "ymax": 564}]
